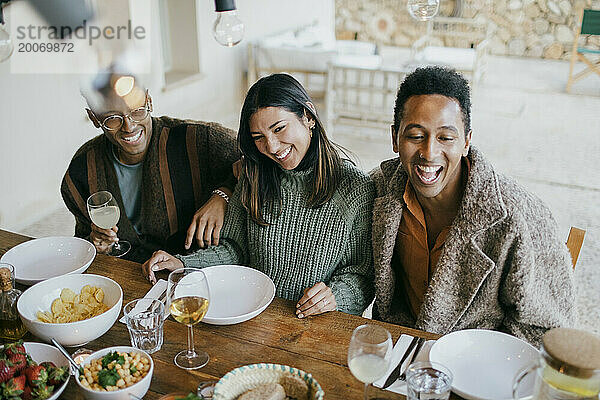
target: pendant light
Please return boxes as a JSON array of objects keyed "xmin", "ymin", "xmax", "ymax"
[{"xmin": 213, "ymin": 0, "xmax": 244, "ymax": 47}]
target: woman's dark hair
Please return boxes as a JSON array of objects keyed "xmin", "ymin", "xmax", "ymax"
[
  {"xmin": 238, "ymin": 73, "xmax": 343, "ymax": 226},
  {"xmin": 393, "ymin": 66, "xmax": 471, "ymax": 136}
]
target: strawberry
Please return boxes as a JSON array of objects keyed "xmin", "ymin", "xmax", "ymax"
[
  {"xmin": 3, "ymin": 340, "xmax": 26, "ymax": 359},
  {"xmin": 8, "ymin": 352, "xmax": 27, "ymax": 372},
  {"xmin": 47, "ymin": 365, "xmax": 68, "ymax": 386},
  {"xmin": 22, "ymin": 385, "xmax": 33, "ymax": 400},
  {"xmin": 23, "ymin": 365, "xmax": 48, "ymax": 387},
  {"xmin": 2, "ymin": 375, "xmax": 26, "ymax": 397},
  {"xmin": 39, "ymin": 361, "xmax": 56, "ymax": 370},
  {"xmin": 31, "ymin": 383, "xmax": 54, "ymax": 399},
  {"xmin": 0, "ymin": 359, "xmax": 16, "ymax": 383}
]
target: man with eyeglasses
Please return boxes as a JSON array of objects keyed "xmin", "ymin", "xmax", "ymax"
[{"xmin": 61, "ymin": 79, "xmax": 239, "ymax": 262}]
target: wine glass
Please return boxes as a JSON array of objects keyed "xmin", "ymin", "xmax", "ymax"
[
  {"xmin": 348, "ymin": 324, "xmax": 393, "ymax": 400},
  {"xmin": 87, "ymin": 191, "xmax": 131, "ymax": 257},
  {"xmin": 167, "ymin": 267, "xmax": 211, "ymax": 370}
]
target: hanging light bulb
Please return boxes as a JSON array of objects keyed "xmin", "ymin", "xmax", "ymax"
[
  {"xmin": 0, "ymin": 0, "xmax": 13, "ymax": 63},
  {"xmin": 213, "ymin": 0, "xmax": 244, "ymax": 47},
  {"xmin": 0, "ymin": 24, "xmax": 12, "ymax": 63},
  {"xmin": 407, "ymin": 0, "xmax": 440, "ymax": 21}
]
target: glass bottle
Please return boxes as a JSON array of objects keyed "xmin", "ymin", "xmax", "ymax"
[
  {"xmin": 0, "ymin": 263, "xmax": 27, "ymax": 340},
  {"xmin": 513, "ymin": 327, "xmax": 600, "ymax": 399}
]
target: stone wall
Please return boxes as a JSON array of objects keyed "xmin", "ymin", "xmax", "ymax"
[{"xmin": 335, "ymin": 0, "xmax": 600, "ymax": 60}]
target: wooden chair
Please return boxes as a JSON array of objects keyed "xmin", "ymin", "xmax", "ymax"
[
  {"xmin": 567, "ymin": 9, "xmax": 600, "ymax": 93},
  {"xmin": 566, "ymin": 227, "xmax": 586, "ymax": 269}
]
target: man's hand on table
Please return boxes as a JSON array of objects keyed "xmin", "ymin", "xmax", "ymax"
[
  {"xmin": 142, "ymin": 250, "xmax": 183, "ymax": 284},
  {"xmin": 184, "ymin": 187, "xmax": 231, "ymax": 250},
  {"xmin": 296, "ymin": 282, "xmax": 337, "ymax": 318},
  {"xmin": 89, "ymin": 223, "xmax": 118, "ymax": 254}
]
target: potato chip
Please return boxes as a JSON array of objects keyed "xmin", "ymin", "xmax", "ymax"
[
  {"xmin": 94, "ymin": 289, "xmax": 104, "ymax": 303},
  {"xmin": 60, "ymin": 288, "xmax": 76, "ymax": 303},
  {"xmin": 37, "ymin": 285, "xmax": 110, "ymax": 323},
  {"xmin": 51, "ymin": 298, "xmax": 65, "ymax": 314}
]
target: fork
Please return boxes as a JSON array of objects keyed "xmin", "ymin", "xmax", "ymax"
[{"xmin": 398, "ymin": 337, "xmax": 425, "ymax": 381}]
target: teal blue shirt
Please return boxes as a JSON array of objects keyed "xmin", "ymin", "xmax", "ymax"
[{"xmin": 110, "ymin": 147, "xmax": 143, "ymax": 234}]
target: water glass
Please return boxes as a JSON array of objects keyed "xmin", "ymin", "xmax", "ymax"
[
  {"xmin": 406, "ymin": 361, "xmax": 453, "ymax": 400},
  {"xmin": 123, "ymin": 298, "xmax": 164, "ymax": 354}
]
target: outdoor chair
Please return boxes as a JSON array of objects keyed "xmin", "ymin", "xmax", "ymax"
[
  {"xmin": 566, "ymin": 9, "xmax": 600, "ymax": 93},
  {"xmin": 324, "ymin": 63, "xmax": 408, "ymax": 137},
  {"xmin": 409, "ymin": 16, "xmax": 492, "ymax": 85}
]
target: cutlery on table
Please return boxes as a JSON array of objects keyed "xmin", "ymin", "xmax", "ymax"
[
  {"xmin": 51, "ymin": 338, "xmax": 83, "ymax": 373},
  {"xmin": 399, "ymin": 337, "xmax": 426, "ymax": 381},
  {"xmin": 382, "ymin": 335, "xmax": 420, "ymax": 389}
]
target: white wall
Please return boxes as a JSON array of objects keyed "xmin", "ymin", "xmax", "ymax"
[{"xmin": 0, "ymin": 0, "xmax": 334, "ymax": 232}]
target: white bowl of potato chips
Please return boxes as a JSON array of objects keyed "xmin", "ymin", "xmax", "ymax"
[
  {"xmin": 75, "ymin": 346, "xmax": 153, "ymax": 400},
  {"xmin": 17, "ymin": 274, "xmax": 123, "ymax": 346}
]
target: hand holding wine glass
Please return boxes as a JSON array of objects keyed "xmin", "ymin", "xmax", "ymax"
[
  {"xmin": 87, "ymin": 191, "xmax": 131, "ymax": 257},
  {"xmin": 167, "ymin": 267, "xmax": 211, "ymax": 370},
  {"xmin": 348, "ymin": 324, "xmax": 393, "ymax": 400}
]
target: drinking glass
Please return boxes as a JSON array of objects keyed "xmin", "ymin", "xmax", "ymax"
[
  {"xmin": 348, "ymin": 324, "xmax": 393, "ymax": 400},
  {"xmin": 167, "ymin": 268, "xmax": 210, "ymax": 370},
  {"xmin": 123, "ymin": 298, "xmax": 164, "ymax": 354},
  {"xmin": 406, "ymin": 361, "xmax": 453, "ymax": 400},
  {"xmin": 87, "ymin": 191, "xmax": 131, "ymax": 257}
]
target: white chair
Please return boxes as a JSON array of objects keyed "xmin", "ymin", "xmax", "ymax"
[
  {"xmin": 325, "ymin": 63, "xmax": 408, "ymax": 137},
  {"xmin": 410, "ymin": 17, "xmax": 493, "ymax": 84},
  {"xmin": 247, "ymin": 27, "xmax": 380, "ymax": 113}
]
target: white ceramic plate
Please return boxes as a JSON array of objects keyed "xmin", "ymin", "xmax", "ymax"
[
  {"xmin": 1, "ymin": 236, "xmax": 96, "ymax": 286},
  {"xmin": 200, "ymin": 265, "xmax": 275, "ymax": 325},
  {"xmin": 429, "ymin": 329, "xmax": 538, "ymax": 400},
  {"xmin": 0, "ymin": 342, "xmax": 70, "ymax": 400}
]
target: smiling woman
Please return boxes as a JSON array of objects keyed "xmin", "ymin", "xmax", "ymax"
[{"xmin": 142, "ymin": 74, "xmax": 376, "ymax": 319}]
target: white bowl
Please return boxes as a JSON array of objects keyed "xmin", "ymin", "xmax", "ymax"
[
  {"xmin": 17, "ymin": 274, "xmax": 123, "ymax": 346},
  {"xmin": 75, "ymin": 346, "xmax": 153, "ymax": 400},
  {"xmin": 201, "ymin": 265, "xmax": 275, "ymax": 325},
  {"xmin": 1, "ymin": 236, "xmax": 96, "ymax": 286},
  {"xmin": 0, "ymin": 342, "xmax": 70, "ymax": 400},
  {"xmin": 214, "ymin": 363, "xmax": 324, "ymax": 400},
  {"xmin": 429, "ymin": 329, "xmax": 539, "ymax": 400}
]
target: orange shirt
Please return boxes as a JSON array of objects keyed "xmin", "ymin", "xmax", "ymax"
[{"xmin": 393, "ymin": 158, "xmax": 470, "ymax": 317}]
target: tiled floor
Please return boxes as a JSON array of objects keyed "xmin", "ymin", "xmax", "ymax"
[{"xmin": 22, "ymin": 54, "xmax": 600, "ymax": 334}]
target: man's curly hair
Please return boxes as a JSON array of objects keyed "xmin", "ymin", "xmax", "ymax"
[{"xmin": 393, "ymin": 66, "xmax": 471, "ymax": 136}]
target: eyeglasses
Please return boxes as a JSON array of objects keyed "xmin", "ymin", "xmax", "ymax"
[{"xmin": 97, "ymin": 94, "xmax": 152, "ymax": 131}]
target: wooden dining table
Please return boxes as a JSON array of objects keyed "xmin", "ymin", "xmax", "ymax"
[{"xmin": 0, "ymin": 229, "xmax": 459, "ymax": 399}]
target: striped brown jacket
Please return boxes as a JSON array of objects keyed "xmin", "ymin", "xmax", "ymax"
[{"xmin": 61, "ymin": 116, "xmax": 239, "ymax": 262}]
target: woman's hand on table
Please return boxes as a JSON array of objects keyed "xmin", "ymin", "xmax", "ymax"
[
  {"xmin": 296, "ymin": 282, "xmax": 337, "ymax": 318},
  {"xmin": 142, "ymin": 250, "xmax": 183, "ymax": 284},
  {"xmin": 89, "ymin": 223, "xmax": 118, "ymax": 254}
]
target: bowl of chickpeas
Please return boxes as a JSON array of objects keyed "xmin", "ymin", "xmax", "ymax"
[{"xmin": 75, "ymin": 346, "xmax": 153, "ymax": 400}]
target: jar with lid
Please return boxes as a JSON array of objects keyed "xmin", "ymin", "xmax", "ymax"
[
  {"xmin": 513, "ymin": 327, "xmax": 600, "ymax": 399},
  {"xmin": 0, "ymin": 263, "xmax": 27, "ymax": 341}
]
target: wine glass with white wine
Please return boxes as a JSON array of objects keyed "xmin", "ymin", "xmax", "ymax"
[
  {"xmin": 348, "ymin": 324, "xmax": 393, "ymax": 400},
  {"xmin": 87, "ymin": 191, "xmax": 131, "ymax": 257},
  {"xmin": 167, "ymin": 267, "xmax": 211, "ymax": 370}
]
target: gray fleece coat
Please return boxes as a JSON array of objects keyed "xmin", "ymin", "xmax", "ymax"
[{"xmin": 371, "ymin": 147, "xmax": 576, "ymax": 346}]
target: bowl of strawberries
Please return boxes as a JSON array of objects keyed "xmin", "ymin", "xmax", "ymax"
[{"xmin": 0, "ymin": 341, "xmax": 70, "ymax": 399}]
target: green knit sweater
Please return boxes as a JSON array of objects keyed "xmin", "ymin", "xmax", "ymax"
[{"xmin": 177, "ymin": 161, "xmax": 376, "ymax": 315}]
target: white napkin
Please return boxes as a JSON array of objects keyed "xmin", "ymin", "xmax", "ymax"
[
  {"xmin": 119, "ymin": 279, "xmax": 168, "ymax": 324},
  {"xmin": 373, "ymin": 335, "xmax": 436, "ymax": 395}
]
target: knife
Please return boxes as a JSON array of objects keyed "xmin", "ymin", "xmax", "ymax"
[
  {"xmin": 399, "ymin": 337, "xmax": 426, "ymax": 381},
  {"xmin": 382, "ymin": 335, "xmax": 420, "ymax": 389}
]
